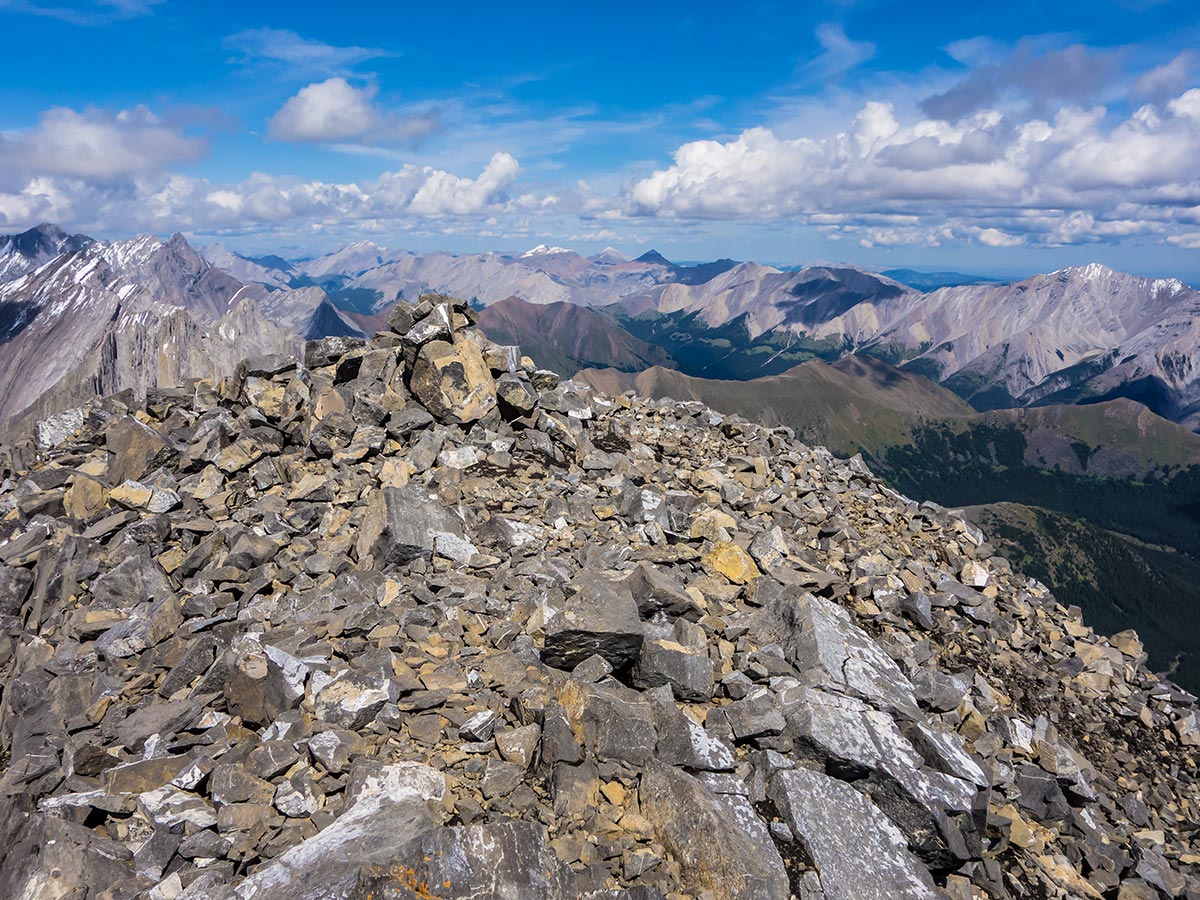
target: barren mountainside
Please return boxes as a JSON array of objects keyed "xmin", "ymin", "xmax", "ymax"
[
  {"xmin": 0, "ymin": 294, "xmax": 1197, "ymax": 900},
  {"xmin": 475, "ymin": 297, "xmax": 676, "ymax": 376},
  {"xmin": 5, "ymin": 227, "xmax": 1200, "ymax": 440}
]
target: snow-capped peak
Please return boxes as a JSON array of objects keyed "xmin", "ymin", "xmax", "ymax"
[
  {"xmin": 521, "ymin": 244, "xmax": 574, "ymax": 258},
  {"xmin": 101, "ymin": 234, "xmax": 165, "ymax": 272},
  {"xmin": 590, "ymin": 246, "xmax": 631, "ymax": 264}
]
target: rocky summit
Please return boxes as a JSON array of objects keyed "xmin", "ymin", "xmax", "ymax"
[{"xmin": 1, "ymin": 293, "xmax": 1198, "ymax": 900}]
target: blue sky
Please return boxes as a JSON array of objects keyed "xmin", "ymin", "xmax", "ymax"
[{"xmin": 1, "ymin": 0, "xmax": 1199, "ymax": 277}]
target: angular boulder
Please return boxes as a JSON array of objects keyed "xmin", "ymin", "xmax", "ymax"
[
  {"xmin": 226, "ymin": 764, "xmax": 449, "ymax": 900},
  {"xmin": 349, "ymin": 820, "xmax": 573, "ymax": 900},
  {"xmin": 751, "ymin": 586, "xmax": 919, "ymax": 719},
  {"xmin": 782, "ymin": 685, "xmax": 983, "ymax": 866},
  {"xmin": 355, "ymin": 483, "xmax": 465, "ymax": 567},
  {"xmin": 633, "ymin": 619, "xmax": 714, "ymax": 701},
  {"xmin": 640, "ymin": 764, "xmax": 790, "ymax": 900},
  {"xmin": 542, "ymin": 574, "xmax": 644, "ymax": 671},
  {"xmin": 408, "ymin": 338, "xmax": 497, "ymax": 425},
  {"xmin": 770, "ymin": 767, "xmax": 941, "ymax": 900}
]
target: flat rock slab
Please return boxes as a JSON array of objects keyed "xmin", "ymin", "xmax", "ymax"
[
  {"xmin": 770, "ymin": 767, "xmax": 941, "ymax": 900},
  {"xmin": 641, "ymin": 763, "xmax": 791, "ymax": 900},
  {"xmin": 227, "ymin": 764, "xmax": 448, "ymax": 900},
  {"xmin": 752, "ymin": 587, "xmax": 919, "ymax": 719},
  {"xmin": 349, "ymin": 820, "xmax": 573, "ymax": 900}
]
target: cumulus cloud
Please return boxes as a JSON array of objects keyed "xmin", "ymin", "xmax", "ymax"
[
  {"xmin": 0, "ymin": 105, "xmax": 206, "ymax": 183},
  {"xmin": 268, "ymin": 78, "xmax": 440, "ymax": 145},
  {"xmin": 624, "ymin": 89, "xmax": 1200, "ymax": 248},
  {"xmin": 0, "ymin": 151, "xmax": 527, "ymax": 233},
  {"xmin": 269, "ymin": 79, "xmax": 379, "ymax": 143},
  {"xmin": 224, "ymin": 28, "xmax": 389, "ymax": 77}
]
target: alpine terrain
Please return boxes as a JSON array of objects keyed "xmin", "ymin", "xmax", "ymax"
[
  {"xmin": 3, "ymin": 226, "xmax": 1200, "ymax": 690},
  {"xmin": 0, "ymin": 294, "xmax": 1197, "ymax": 899}
]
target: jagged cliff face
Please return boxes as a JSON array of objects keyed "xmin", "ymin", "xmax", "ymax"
[
  {"xmin": 0, "ymin": 223, "xmax": 93, "ymax": 283},
  {"xmin": 0, "ymin": 235, "xmax": 336, "ymax": 432},
  {"xmin": 0, "ymin": 296, "xmax": 1196, "ymax": 900}
]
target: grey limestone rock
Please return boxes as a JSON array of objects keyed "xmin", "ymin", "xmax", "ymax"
[{"xmin": 770, "ymin": 767, "xmax": 942, "ymax": 900}]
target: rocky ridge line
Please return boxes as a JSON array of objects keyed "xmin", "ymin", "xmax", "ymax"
[{"xmin": 0, "ymin": 294, "xmax": 1197, "ymax": 900}]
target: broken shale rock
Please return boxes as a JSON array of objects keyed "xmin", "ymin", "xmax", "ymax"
[{"xmin": 0, "ymin": 290, "xmax": 1197, "ymax": 900}]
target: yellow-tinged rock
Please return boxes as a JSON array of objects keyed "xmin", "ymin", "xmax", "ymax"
[
  {"xmin": 312, "ymin": 385, "xmax": 347, "ymax": 421},
  {"xmin": 998, "ymin": 804, "xmax": 1045, "ymax": 853},
  {"xmin": 78, "ymin": 456, "xmax": 109, "ymax": 477},
  {"xmin": 702, "ymin": 541, "xmax": 761, "ymax": 584},
  {"xmin": 157, "ymin": 546, "xmax": 185, "ymax": 575},
  {"xmin": 1035, "ymin": 854, "xmax": 1103, "ymax": 899},
  {"xmin": 109, "ymin": 481, "xmax": 154, "ymax": 509},
  {"xmin": 689, "ymin": 508, "xmax": 737, "ymax": 541},
  {"xmin": 899, "ymin": 569, "xmax": 925, "ymax": 594},
  {"xmin": 1064, "ymin": 620, "xmax": 1090, "ymax": 638},
  {"xmin": 601, "ymin": 780, "xmax": 628, "ymax": 807},
  {"xmin": 1110, "ymin": 629, "xmax": 1144, "ymax": 658},
  {"xmin": 409, "ymin": 338, "xmax": 497, "ymax": 425},
  {"xmin": 65, "ymin": 475, "xmax": 108, "ymax": 520},
  {"xmin": 617, "ymin": 810, "xmax": 653, "ymax": 837}
]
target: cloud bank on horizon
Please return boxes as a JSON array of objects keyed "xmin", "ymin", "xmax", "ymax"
[{"xmin": 0, "ymin": 0, "xmax": 1198, "ymax": 272}]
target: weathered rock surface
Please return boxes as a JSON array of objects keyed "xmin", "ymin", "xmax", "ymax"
[
  {"xmin": 771, "ymin": 766, "xmax": 942, "ymax": 900},
  {"xmin": 0, "ymin": 291, "xmax": 1197, "ymax": 900}
]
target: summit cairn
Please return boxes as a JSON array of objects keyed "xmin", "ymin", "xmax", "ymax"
[{"xmin": 0, "ymin": 294, "xmax": 1197, "ymax": 899}]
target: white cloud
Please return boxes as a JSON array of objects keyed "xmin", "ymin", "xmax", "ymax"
[
  {"xmin": 975, "ymin": 227, "xmax": 1025, "ymax": 247},
  {"xmin": 407, "ymin": 152, "xmax": 521, "ymax": 215},
  {"xmin": 1167, "ymin": 233, "xmax": 1200, "ymax": 249},
  {"xmin": 0, "ymin": 0, "xmax": 161, "ymax": 24},
  {"xmin": 268, "ymin": 78, "xmax": 440, "ymax": 145},
  {"xmin": 269, "ymin": 78, "xmax": 380, "ymax": 143},
  {"xmin": 0, "ymin": 151, "xmax": 528, "ymax": 234},
  {"xmin": 0, "ymin": 105, "xmax": 205, "ymax": 182},
  {"xmin": 801, "ymin": 23, "xmax": 876, "ymax": 81},
  {"xmin": 1134, "ymin": 51, "xmax": 1196, "ymax": 100},
  {"xmin": 224, "ymin": 28, "xmax": 389, "ymax": 77},
  {"xmin": 623, "ymin": 88, "xmax": 1200, "ymax": 248}
]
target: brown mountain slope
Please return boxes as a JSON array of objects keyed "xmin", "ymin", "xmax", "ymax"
[
  {"xmin": 965, "ymin": 399, "xmax": 1200, "ymax": 477},
  {"xmin": 577, "ymin": 355, "xmax": 974, "ymax": 458},
  {"xmin": 476, "ymin": 296, "xmax": 675, "ymax": 375}
]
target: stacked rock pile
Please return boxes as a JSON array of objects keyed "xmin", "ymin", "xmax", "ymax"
[{"xmin": 0, "ymin": 294, "xmax": 1197, "ymax": 899}]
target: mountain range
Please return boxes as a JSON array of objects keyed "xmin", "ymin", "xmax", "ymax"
[
  {"xmin": 5, "ymin": 223, "xmax": 1199, "ymax": 440},
  {"xmin": 3, "ymin": 223, "xmax": 1200, "ymax": 685}
]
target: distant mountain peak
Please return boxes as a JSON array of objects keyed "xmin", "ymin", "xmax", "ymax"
[
  {"xmin": 1048, "ymin": 263, "xmax": 1187, "ymax": 295},
  {"xmin": 520, "ymin": 244, "xmax": 574, "ymax": 257},
  {"xmin": 590, "ymin": 246, "xmax": 631, "ymax": 264},
  {"xmin": 0, "ymin": 223, "xmax": 94, "ymax": 282},
  {"xmin": 635, "ymin": 249, "xmax": 673, "ymax": 266},
  {"xmin": 1055, "ymin": 263, "xmax": 1116, "ymax": 281}
]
